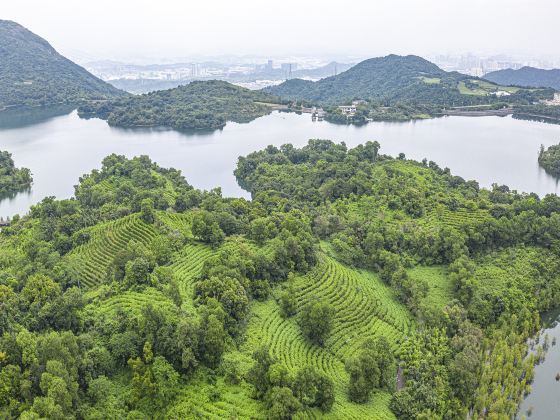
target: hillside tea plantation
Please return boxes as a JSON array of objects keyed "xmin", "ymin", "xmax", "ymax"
[{"xmin": 2, "ymin": 141, "xmax": 560, "ymax": 419}]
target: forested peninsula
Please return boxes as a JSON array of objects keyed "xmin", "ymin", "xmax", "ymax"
[
  {"xmin": 1, "ymin": 141, "xmax": 559, "ymax": 418},
  {"xmin": 78, "ymin": 80, "xmax": 283, "ymax": 131}
]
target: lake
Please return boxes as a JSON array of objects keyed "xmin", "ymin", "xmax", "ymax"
[
  {"xmin": 1, "ymin": 109, "xmax": 560, "ymax": 219},
  {"xmin": 519, "ymin": 310, "xmax": 560, "ymax": 419}
]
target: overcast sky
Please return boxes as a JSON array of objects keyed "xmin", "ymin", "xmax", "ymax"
[{"xmin": 3, "ymin": 0, "xmax": 558, "ymax": 62}]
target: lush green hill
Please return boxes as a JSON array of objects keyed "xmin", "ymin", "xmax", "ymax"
[
  {"xmin": 265, "ymin": 55, "xmax": 550, "ymax": 110},
  {"xmin": 2, "ymin": 142, "xmax": 560, "ymax": 418},
  {"xmin": 78, "ymin": 80, "xmax": 283, "ymax": 131},
  {"xmin": 0, "ymin": 20, "xmax": 124, "ymax": 110},
  {"xmin": 485, "ymin": 66, "xmax": 560, "ymax": 90},
  {"xmin": 267, "ymin": 55, "xmax": 447, "ymax": 104}
]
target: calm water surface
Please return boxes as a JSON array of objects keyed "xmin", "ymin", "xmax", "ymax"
[
  {"xmin": 1, "ymin": 110, "xmax": 560, "ymax": 218},
  {"xmin": 519, "ymin": 310, "xmax": 560, "ymax": 419}
]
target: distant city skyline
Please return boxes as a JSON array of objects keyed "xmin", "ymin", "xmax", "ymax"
[
  {"xmin": 3, "ymin": 0, "xmax": 560, "ymax": 65},
  {"xmin": 81, "ymin": 52, "xmax": 560, "ymax": 96}
]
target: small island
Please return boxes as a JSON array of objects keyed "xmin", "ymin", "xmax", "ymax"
[
  {"xmin": 78, "ymin": 80, "xmax": 284, "ymax": 131},
  {"xmin": 0, "ymin": 150, "xmax": 32, "ymax": 196},
  {"xmin": 538, "ymin": 143, "xmax": 560, "ymax": 176}
]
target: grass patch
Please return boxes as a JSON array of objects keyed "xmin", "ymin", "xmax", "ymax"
[
  {"xmin": 420, "ymin": 77, "xmax": 441, "ymax": 85},
  {"xmin": 458, "ymin": 81, "xmax": 488, "ymax": 96},
  {"xmin": 408, "ymin": 265, "xmax": 453, "ymax": 310}
]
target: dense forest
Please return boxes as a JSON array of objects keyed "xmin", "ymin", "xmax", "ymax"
[
  {"xmin": 0, "ymin": 20, "xmax": 123, "ymax": 110},
  {"xmin": 78, "ymin": 81, "xmax": 283, "ymax": 131},
  {"xmin": 485, "ymin": 66, "xmax": 560, "ymax": 90},
  {"xmin": 1, "ymin": 140, "xmax": 560, "ymax": 418},
  {"xmin": 538, "ymin": 143, "xmax": 560, "ymax": 176},
  {"xmin": 0, "ymin": 150, "xmax": 32, "ymax": 196}
]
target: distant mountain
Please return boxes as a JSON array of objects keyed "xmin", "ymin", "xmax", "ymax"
[
  {"xmin": 291, "ymin": 61, "xmax": 354, "ymax": 79},
  {"xmin": 484, "ymin": 66, "xmax": 560, "ymax": 90},
  {"xmin": 265, "ymin": 55, "xmax": 544, "ymax": 106},
  {"xmin": 0, "ymin": 20, "xmax": 124, "ymax": 110},
  {"xmin": 78, "ymin": 80, "xmax": 283, "ymax": 131}
]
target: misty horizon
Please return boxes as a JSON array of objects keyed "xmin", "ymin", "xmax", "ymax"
[{"xmin": 3, "ymin": 0, "xmax": 560, "ymax": 65}]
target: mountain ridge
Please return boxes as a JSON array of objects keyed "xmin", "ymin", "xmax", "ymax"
[
  {"xmin": 265, "ymin": 54, "xmax": 546, "ymax": 107},
  {"xmin": 0, "ymin": 20, "xmax": 124, "ymax": 110},
  {"xmin": 484, "ymin": 66, "xmax": 560, "ymax": 90}
]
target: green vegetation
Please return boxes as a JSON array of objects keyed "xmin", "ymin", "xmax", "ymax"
[
  {"xmin": 458, "ymin": 79, "xmax": 520, "ymax": 96},
  {"xmin": 346, "ymin": 337, "xmax": 395, "ymax": 403},
  {"xmin": 0, "ymin": 20, "xmax": 123, "ymax": 110},
  {"xmin": 419, "ymin": 76, "xmax": 441, "ymax": 84},
  {"xmin": 485, "ymin": 66, "xmax": 560, "ymax": 90},
  {"xmin": 298, "ymin": 300, "xmax": 334, "ymax": 345},
  {"xmin": 514, "ymin": 104, "xmax": 560, "ymax": 124},
  {"xmin": 78, "ymin": 80, "xmax": 282, "ymax": 131},
  {"xmin": 236, "ymin": 140, "xmax": 560, "ymax": 417},
  {"xmin": 2, "ymin": 140, "xmax": 560, "ymax": 418},
  {"xmin": 539, "ymin": 143, "xmax": 560, "ymax": 176},
  {"xmin": 0, "ymin": 150, "xmax": 32, "ymax": 197},
  {"xmin": 267, "ymin": 55, "xmax": 550, "ymax": 106}
]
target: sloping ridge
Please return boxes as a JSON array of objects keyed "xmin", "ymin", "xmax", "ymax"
[
  {"xmin": 0, "ymin": 20, "xmax": 124, "ymax": 109},
  {"xmin": 484, "ymin": 66, "xmax": 560, "ymax": 90},
  {"xmin": 265, "ymin": 54, "xmax": 468, "ymax": 104}
]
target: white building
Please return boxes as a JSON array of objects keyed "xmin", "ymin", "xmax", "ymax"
[{"xmin": 338, "ymin": 105, "xmax": 356, "ymax": 115}]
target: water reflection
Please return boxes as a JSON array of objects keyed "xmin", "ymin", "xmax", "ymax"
[{"xmin": 0, "ymin": 105, "xmax": 74, "ymax": 130}]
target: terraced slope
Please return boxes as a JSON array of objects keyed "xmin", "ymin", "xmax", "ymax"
[
  {"xmin": 298, "ymin": 256, "xmax": 412, "ymax": 357},
  {"xmin": 169, "ymin": 378, "xmax": 262, "ymax": 419},
  {"xmin": 84, "ymin": 287, "xmax": 177, "ymax": 321},
  {"xmin": 169, "ymin": 242, "xmax": 215, "ymax": 306},
  {"xmin": 419, "ymin": 207, "xmax": 492, "ymax": 230},
  {"xmin": 243, "ymin": 254, "xmax": 413, "ymax": 419},
  {"xmin": 157, "ymin": 211, "xmax": 193, "ymax": 238},
  {"xmin": 68, "ymin": 214, "xmax": 157, "ymax": 288},
  {"xmin": 169, "ymin": 237, "xmax": 259, "ymax": 307}
]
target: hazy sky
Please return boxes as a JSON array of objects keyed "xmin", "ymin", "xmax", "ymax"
[{"xmin": 3, "ymin": 0, "xmax": 558, "ymax": 62}]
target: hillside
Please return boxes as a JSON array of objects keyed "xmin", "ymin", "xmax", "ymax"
[
  {"xmin": 0, "ymin": 142, "xmax": 558, "ymax": 418},
  {"xmin": 266, "ymin": 55, "xmax": 549, "ymax": 108},
  {"xmin": 485, "ymin": 66, "xmax": 560, "ymax": 90},
  {"xmin": 0, "ymin": 20, "xmax": 124, "ymax": 110},
  {"xmin": 78, "ymin": 80, "xmax": 283, "ymax": 131}
]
